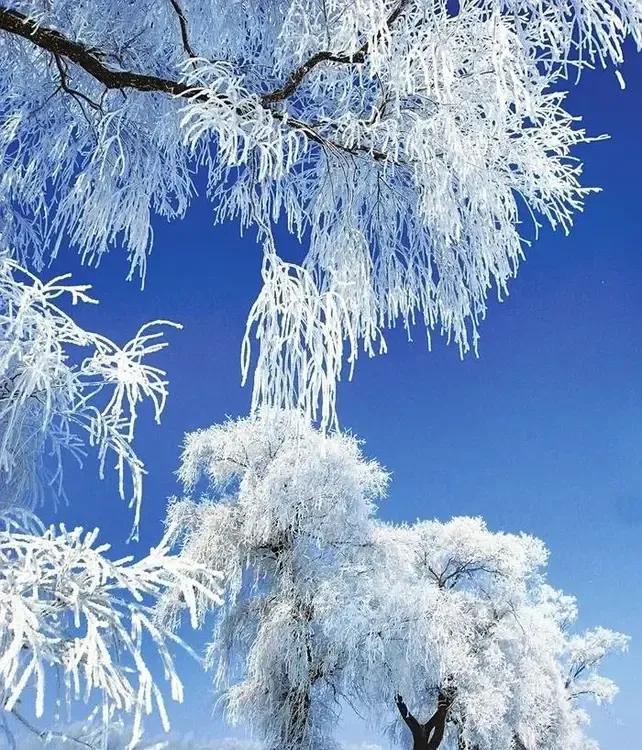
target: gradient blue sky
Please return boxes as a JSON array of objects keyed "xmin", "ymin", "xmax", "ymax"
[{"xmin": 43, "ymin": 46, "xmax": 642, "ymax": 748}]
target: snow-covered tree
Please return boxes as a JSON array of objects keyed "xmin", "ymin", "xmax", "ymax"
[
  {"xmin": 0, "ymin": 1, "xmax": 640, "ymax": 425},
  {"xmin": 0, "ymin": 511, "xmax": 223, "ymax": 750},
  {"xmin": 0, "ymin": 256, "xmax": 179, "ymax": 531},
  {"xmin": 160, "ymin": 410, "xmax": 389, "ymax": 750},
  {"xmin": 162, "ymin": 412, "xmax": 627, "ymax": 750},
  {"xmin": 336, "ymin": 517, "xmax": 629, "ymax": 750}
]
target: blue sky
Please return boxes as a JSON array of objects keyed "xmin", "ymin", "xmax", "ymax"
[{"xmin": 44, "ymin": 46, "xmax": 642, "ymax": 749}]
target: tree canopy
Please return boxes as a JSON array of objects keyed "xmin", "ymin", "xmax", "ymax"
[{"xmin": 1, "ymin": 0, "xmax": 640, "ymax": 424}]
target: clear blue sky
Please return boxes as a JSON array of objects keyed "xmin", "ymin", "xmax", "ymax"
[{"xmin": 45, "ymin": 46, "xmax": 642, "ymax": 748}]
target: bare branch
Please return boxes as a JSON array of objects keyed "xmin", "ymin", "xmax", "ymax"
[
  {"xmin": 10, "ymin": 709, "xmax": 95, "ymax": 749},
  {"xmin": 395, "ymin": 693, "xmax": 423, "ymax": 740},
  {"xmin": 425, "ymin": 691, "xmax": 452, "ymax": 750},
  {"xmin": 53, "ymin": 53, "xmax": 102, "ymax": 112},
  {"xmin": 168, "ymin": 0, "xmax": 196, "ymax": 58}
]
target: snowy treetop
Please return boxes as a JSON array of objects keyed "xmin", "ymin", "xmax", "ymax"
[{"xmin": 162, "ymin": 411, "xmax": 628, "ymax": 750}]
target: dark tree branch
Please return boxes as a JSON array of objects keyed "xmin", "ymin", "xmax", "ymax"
[
  {"xmin": 0, "ymin": 5, "xmax": 393, "ymax": 163},
  {"xmin": 395, "ymin": 693, "xmax": 424, "ymax": 741},
  {"xmin": 425, "ymin": 698, "xmax": 449, "ymax": 750},
  {"xmin": 0, "ymin": 6, "xmax": 192, "ymax": 96},
  {"xmin": 263, "ymin": 0, "xmax": 411, "ymax": 103},
  {"xmin": 53, "ymin": 53, "xmax": 102, "ymax": 111},
  {"xmin": 395, "ymin": 690, "xmax": 453, "ymax": 750},
  {"xmin": 168, "ymin": 0, "xmax": 196, "ymax": 58},
  {"xmin": 423, "ymin": 708, "xmax": 438, "ymax": 739}
]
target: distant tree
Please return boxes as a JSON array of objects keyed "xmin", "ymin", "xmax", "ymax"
[
  {"xmin": 0, "ymin": 1, "xmax": 640, "ymax": 424},
  {"xmin": 337, "ymin": 517, "xmax": 628, "ymax": 750},
  {"xmin": 163, "ymin": 412, "xmax": 627, "ymax": 750}
]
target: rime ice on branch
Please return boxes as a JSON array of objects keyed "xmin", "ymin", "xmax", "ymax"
[
  {"xmin": 0, "ymin": 257, "xmax": 224, "ymax": 748},
  {"xmin": 0, "ymin": 1, "xmax": 640, "ymax": 426},
  {"xmin": 0, "ymin": 511, "xmax": 223, "ymax": 750},
  {"xmin": 0, "ymin": 256, "xmax": 180, "ymax": 530}
]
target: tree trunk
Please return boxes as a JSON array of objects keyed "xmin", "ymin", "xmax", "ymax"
[{"xmin": 395, "ymin": 693, "xmax": 452, "ymax": 750}]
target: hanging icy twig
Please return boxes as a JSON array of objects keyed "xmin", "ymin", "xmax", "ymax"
[{"xmin": 0, "ymin": 256, "xmax": 181, "ymax": 532}]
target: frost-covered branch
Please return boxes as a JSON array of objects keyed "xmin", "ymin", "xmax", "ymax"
[
  {"xmin": 0, "ymin": 512, "xmax": 223, "ymax": 750},
  {"xmin": 0, "ymin": 7, "xmax": 192, "ymax": 96},
  {"xmin": 262, "ymin": 0, "xmax": 411, "ymax": 103},
  {"xmin": 0, "ymin": 257, "xmax": 180, "ymax": 531},
  {"xmin": 9, "ymin": 708, "xmax": 95, "ymax": 749},
  {"xmin": 564, "ymin": 627, "xmax": 629, "ymax": 703},
  {"xmin": 0, "ymin": 5, "xmax": 380, "ymax": 161}
]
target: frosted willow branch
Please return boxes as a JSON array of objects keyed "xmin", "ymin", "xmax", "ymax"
[
  {"xmin": 1, "ymin": 1, "xmax": 640, "ymax": 428},
  {"xmin": 0, "ymin": 512, "xmax": 223, "ymax": 750},
  {"xmin": 0, "ymin": 257, "xmax": 180, "ymax": 532}
]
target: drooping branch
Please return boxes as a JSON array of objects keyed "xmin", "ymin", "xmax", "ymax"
[{"xmin": 53, "ymin": 53, "xmax": 102, "ymax": 112}]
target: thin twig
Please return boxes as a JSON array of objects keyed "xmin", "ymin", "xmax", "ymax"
[
  {"xmin": 168, "ymin": 0, "xmax": 196, "ymax": 57},
  {"xmin": 262, "ymin": 0, "xmax": 411, "ymax": 103},
  {"xmin": 10, "ymin": 709, "xmax": 96, "ymax": 749}
]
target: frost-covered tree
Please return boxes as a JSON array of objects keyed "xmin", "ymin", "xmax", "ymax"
[
  {"xmin": 162, "ymin": 412, "xmax": 627, "ymax": 750},
  {"xmin": 160, "ymin": 410, "xmax": 389, "ymax": 750},
  {"xmin": 1, "ymin": 1, "xmax": 640, "ymax": 425},
  {"xmin": 336, "ymin": 517, "xmax": 629, "ymax": 750}
]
